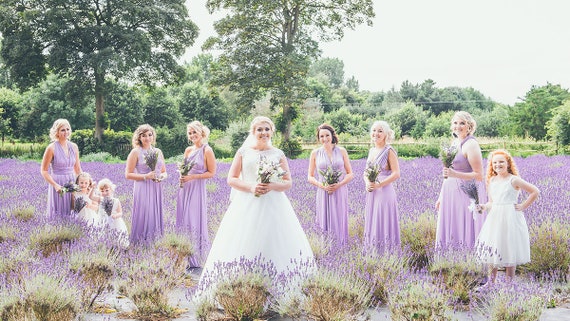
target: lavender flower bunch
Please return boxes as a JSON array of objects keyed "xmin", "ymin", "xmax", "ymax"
[
  {"xmin": 58, "ymin": 181, "xmax": 80, "ymax": 197},
  {"xmin": 318, "ymin": 166, "xmax": 342, "ymax": 186},
  {"xmin": 101, "ymin": 197, "xmax": 114, "ymax": 216},
  {"xmin": 256, "ymin": 155, "xmax": 286, "ymax": 197},
  {"xmin": 73, "ymin": 196, "xmax": 87, "ymax": 214},
  {"xmin": 439, "ymin": 142, "xmax": 458, "ymax": 179},
  {"xmin": 364, "ymin": 161, "xmax": 381, "ymax": 184},
  {"xmin": 460, "ymin": 180, "xmax": 482, "ymax": 219},
  {"xmin": 143, "ymin": 147, "xmax": 159, "ymax": 172},
  {"xmin": 177, "ymin": 158, "xmax": 196, "ymax": 188}
]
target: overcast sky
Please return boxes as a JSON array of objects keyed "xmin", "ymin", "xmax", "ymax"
[{"xmin": 183, "ymin": 0, "xmax": 570, "ymax": 105}]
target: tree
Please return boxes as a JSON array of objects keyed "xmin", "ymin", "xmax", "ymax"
[
  {"xmin": 203, "ymin": 0, "xmax": 374, "ymax": 144},
  {"xmin": 511, "ymin": 83, "xmax": 570, "ymax": 140},
  {"xmin": 143, "ymin": 87, "xmax": 182, "ymax": 129},
  {"xmin": 104, "ymin": 81, "xmax": 144, "ymax": 132},
  {"xmin": 309, "ymin": 57, "xmax": 345, "ymax": 89},
  {"xmin": 0, "ymin": 87, "xmax": 21, "ymax": 143},
  {"xmin": 547, "ymin": 100, "xmax": 570, "ymax": 148},
  {"xmin": 176, "ymin": 82, "xmax": 230, "ymax": 130},
  {"xmin": 0, "ymin": 0, "xmax": 198, "ymax": 142}
]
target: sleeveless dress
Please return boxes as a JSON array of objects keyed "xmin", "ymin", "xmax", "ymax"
[
  {"xmin": 315, "ymin": 146, "xmax": 349, "ymax": 243},
  {"xmin": 476, "ymin": 176, "xmax": 530, "ymax": 267},
  {"xmin": 100, "ymin": 197, "xmax": 130, "ymax": 248},
  {"xmin": 364, "ymin": 146, "xmax": 400, "ymax": 248},
  {"xmin": 73, "ymin": 192, "xmax": 103, "ymax": 227},
  {"xmin": 46, "ymin": 142, "xmax": 77, "ymax": 219},
  {"xmin": 435, "ymin": 135, "xmax": 486, "ymax": 249},
  {"xmin": 176, "ymin": 144, "xmax": 209, "ymax": 267},
  {"xmin": 129, "ymin": 147, "xmax": 164, "ymax": 244},
  {"xmin": 200, "ymin": 147, "xmax": 314, "ymax": 281}
]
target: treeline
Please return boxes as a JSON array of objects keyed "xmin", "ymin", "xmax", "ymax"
[{"xmin": 1, "ymin": 55, "xmax": 570, "ymax": 158}]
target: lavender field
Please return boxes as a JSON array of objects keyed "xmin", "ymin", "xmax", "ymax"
[{"xmin": 1, "ymin": 155, "xmax": 569, "ymax": 320}]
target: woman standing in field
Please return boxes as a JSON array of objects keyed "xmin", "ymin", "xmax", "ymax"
[
  {"xmin": 176, "ymin": 121, "xmax": 217, "ymax": 267},
  {"xmin": 41, "ymin": 119, "xmax": 82, "ymax": 219},
  {"xmin": 475, "ymin": 149, "xmax": 539, "ymax": 283},
  {"xmin": 435, "ymin": 111, "xmax": 485, "ymax": 249},
  {"xmin": 125, "ymin": 124, "xmax": 167, "ymax": 244},
  {"xmin": 307, "ymin": 123, "xmax": 354, "ymax": 244},
  {"xmin": 363, "ymin": 120, "xmax": 401, "ymax": 249}
]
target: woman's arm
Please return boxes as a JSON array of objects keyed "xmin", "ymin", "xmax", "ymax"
[
  {"xmin": 125, "ymin": 149, "xmax": 149, "ymax": 181},
  {"xmin": 72, "ymin": 142, "xmax": 82, "ymax": 175},
  {"xmin": 40, "ymin": 144, "xmax": 60, "ymax": 190},
  {"xmin": 445, "ymin": 139, "xmax": 483, "ymax": 181}
]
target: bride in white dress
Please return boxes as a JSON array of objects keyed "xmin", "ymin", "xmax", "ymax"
[{"xmin": 199, "ymin": 116, "xmax": 314, "ymax": 288}]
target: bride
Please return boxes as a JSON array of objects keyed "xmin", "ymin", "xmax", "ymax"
[{"xmin": 199, "ymin": 116, "xmax": 314, "ymax": 286}]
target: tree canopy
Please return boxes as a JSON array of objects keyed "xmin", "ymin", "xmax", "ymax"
[{"xmin": 0, "ymin": 0, "xmax": 198, "ymax": 141}]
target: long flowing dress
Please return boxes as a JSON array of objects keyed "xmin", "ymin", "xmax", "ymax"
[
  {"xmin": 435, "ymin": 135, "xmax": 486, "ymax": 249},
  {"xmin": 315, "ymin": 146, "xmax": 349, "ymax": 243},
  {"xmin": 200, "ymin": 147, "xmax": 314, "ymax": 282},
  {"xmin": 130, "ymin": 147, "xmax": 164, "ymax": 244},
  {"xmin": 476, "ymin": 176, "xmax": 530, "ymax": 267},
  {"xmin": 176, "ymin": 144, "xmax": 209, "ymax": 267},
  {"xmin": 73, "ymin": 192, "xmax": 103, "ymax": 227},
  {"xmin": 46, "ymin": 142, "xmax": 77, "ymax": 219},
  {"xmin": 100, "ymin": 197, "xmax": 130, "ymax": 248},
  {"xmin": 364, "ymin": 146, "xmax": 400, "ymax": 248}
]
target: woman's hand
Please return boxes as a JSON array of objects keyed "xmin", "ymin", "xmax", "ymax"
[
  {"xmin": 252, "ymin": 183, "xmax": 269, "ymax": 196},
  {"xmin": 442, "ymin": 167, "xmax": 454, "ymax": 179},
  {"xmin": 365, "ymin": 181, "xmax": 376, "ymax": 192}
]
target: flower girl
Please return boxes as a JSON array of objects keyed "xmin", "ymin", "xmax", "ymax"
[
  {"xmin": 93, "ymin": 178, "xmax": 130, "ymax": 247},
  {"xmin": 73, "ymin": 172, "xmax": 102, "ymax": 226}
]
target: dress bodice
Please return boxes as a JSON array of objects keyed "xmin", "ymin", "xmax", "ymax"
[
  {"xmin": 238, "ymin": 147, "xmax": 285, "ymax": 183},
  {"xmin": 186, "ymin": 144, "xmax": 207, "ymax": 174},
  {"xmin": 451, "ymin": 136, "xmax": 475, "ymax": 173},
  {"xmin": 51, "ymin": 141, "xmax": 76, "ymax": 175},
  {"xmin": 489, "ymin": 176, "xmax": 520, "ymax": 205},
  {"xmin": 367, "ymin": 145, "xmax": 394, "ymax": 178},
  {"xmin": 315, "ymin": 146, "xmax": 345, "ymax": 180}
]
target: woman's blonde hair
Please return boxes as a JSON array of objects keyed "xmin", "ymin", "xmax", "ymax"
[
  {"xmin": 49, "ymin": 119, "xmax": 72, "ymax": 142},
  {"xmin": 249, "ymin": 116, "xmax": 275, "ymax": 135},
  {"xmin": 370, "ymin": 120, "xmax": 395, "ymax": 144},
  {"xmin": 486, "ymin": 149, "xmax": 519, "ymax": 183},
  {"xmin": 187, "ymin": 121, "xmax": 210, "ymax": 144},
  {"xmin": 451, "ymin": 111, "xmax": 477, "ymax": 135},
  {"xmin": 132, "ymin": 124, "xmax": 156, "ymax": 148}
]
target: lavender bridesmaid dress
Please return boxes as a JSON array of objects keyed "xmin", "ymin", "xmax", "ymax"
[
  {"xmin": 176, "ymin": 144, "xmax": 209, "ymax": 267},
  {"xmin": 130, "ymin": 147, "xmax": 164, "ymax": 244},
  {"xmin": 364, "ymin": 146, "xmax": 400, "ymax": 248},
  {"xmin": 46, "ymin": 142, "xmax": 77, "ymax": 219},
  {"xmin": 315, "ymin": 146, "xmax": 348, "ymax": 243},
  {"xmin": 436, "ymin": 135, "xmax": 486, "ymax": 249}
]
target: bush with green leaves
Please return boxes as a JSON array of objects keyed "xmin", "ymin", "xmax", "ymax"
[
  {"xmin": 28, "ymin": 222, "xmax": 83, "ymax": 257},
  {"xmin": 400, "ymin": 211, "xmax": 437, "ymax": 270}
]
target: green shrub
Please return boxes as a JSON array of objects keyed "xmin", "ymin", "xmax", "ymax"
[
  {"xmin": 73, "ymin": 128, "xmax": 132, "ymax": 159},
  {"xmin": 520, "ymin": 220, "xmax": 570, "ymax": 282},
  {"xmin": 69, "ymin": 247, "xmax": 117, "ymax": 309},
  {"xmin": 475, "ymin": 282, "xmax": 548, "ymax": 321},
  {"xmin": 155, "ymin": 231, "xmax": 194, "ymax": 274},
  {"xmin": 215, "ymin": 271, "xmax": 272, "ymax": 321},
  {"xmin": 388, "ymin": 275, "xmax": 453, "ymax": 321},
  {"xmin": 401, "ymin": 211, "xmax": 437, "ymax": 270},
  {"xmin": 10, "ymin": 204, "xmax": 36, "ymax": 221},
  {"xmin": 28, "ymin": 223, "xmax": 83, "ymax": 257},
  {"xmin": 24, "ymin": 273, "xmax": 82, "ymax": 321},
  {"xmin": 279, "ymin": 137, "xmax": 303, "ymax": 159}
]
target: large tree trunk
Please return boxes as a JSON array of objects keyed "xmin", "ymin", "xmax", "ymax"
[
  {"xmin": 282, "ymin": 104, "xmax": 292, "ymax": 141},
  {"xmin": 94, "ymin": 72, "xmax": 105, "ymax": 143}
]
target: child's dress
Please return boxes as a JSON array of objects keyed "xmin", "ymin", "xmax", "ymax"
[
  {"xmin": 99, "ymin": 197, "xmax": 130, "ymax": 247},
  {"xmin": 475, "ymin": 175, "xmax": 530, "ymax": 267},
  {"xmin": 74, "ymin": 192, "xmax": 103, "ymax": 227}
]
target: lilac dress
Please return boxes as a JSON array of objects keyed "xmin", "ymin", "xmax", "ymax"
[
  {"xmin": 130, "ymin": 147, "xmax": 164, "ymax": 244},
  {"xmin": 176, "ymin": 144, "xmax": 209, "ymax": 267},
  {"xmin": 315, "ymin": 146, "xmax": 348, "ymax": 243},
  {"xmin": 436, "ymin": 135, "xmax": 486, "ymax": 249},
  {"xmin": 46, "ymin": 142, "xmax": 77, "ymax": 219},
  {"xmin": 364, "ymin": 146, "xmax": 400, "ymax": 248}
]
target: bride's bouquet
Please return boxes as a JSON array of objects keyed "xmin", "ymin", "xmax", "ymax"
[
  {"xmin": 177, "ymin": 158, "xmax": 196, "ymax": 188},
  {"xmin": 256, "ymin": 155, "xmax": 286, "ymax": 197},
  {"xmin": 460, "ymin": 180, "xmax": 482, "ymax": 219}
]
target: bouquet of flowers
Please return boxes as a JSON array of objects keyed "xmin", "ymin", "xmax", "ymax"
[
  {"xmin": 58, "ymin": 181, "xmax": 80, "ymax": 197},
  {"xmin": 143, "ymin": 147, "xmax": 159, "ymax": 172},
  {"xmin": 177, "ymin": 158, "xmax": 196, "ymax": 188},
  {"xmin": 439, "ymin": 142, "xmax": 458, "ymax": 179},
  {"xmin": 319, "ymin": 166, "xmax": 342, "ymax": 186},
  {"xmin": 256, "ymin": 155, "xmax": 286, "ymax": 197},
  {"xmin": 101, "ymin": 197, "xmax": 114, "ymax": 216},
  {"xmin": 364, "ymin": 161, "xmax": 382, "ymax": 184},
  {"xmin": 460, "ymin": 180, "xmax": 482, "ymax": 219},
  {"xmin": 73, "ymin": 196, "xmax": 87, "ymax": 214}
]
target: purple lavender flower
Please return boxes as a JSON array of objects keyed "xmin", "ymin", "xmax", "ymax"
[{"xmin": 101, "ymin": 197, "xmax": 114, "ymax": 216}]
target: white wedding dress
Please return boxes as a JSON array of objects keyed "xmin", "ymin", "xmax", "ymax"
[{"xmin": 200, "ymin": 146, "xmax": 314, "ymax": 281}]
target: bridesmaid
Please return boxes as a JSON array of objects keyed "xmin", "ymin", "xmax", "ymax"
[
  {"xmin": 176, "ymin": 121, "xmax": 216, "ymax": 267},
  {"xmin": 363, "ymin": 121, "xmax": 401, "ymax": 249},
  {"xmin": 435, "ymin": 111, "xmax": 485, "ymax": 249},
  {"xmin": 307, "ymin": 123, "xmax": 354, "ymax": 243},
  {"xmin": 125, "ymin": 124, "xmax": 167, "ymax": 244},
  {"xmin": 41, "ymin": 119, "xmax": 82, "ymax": 219}
]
